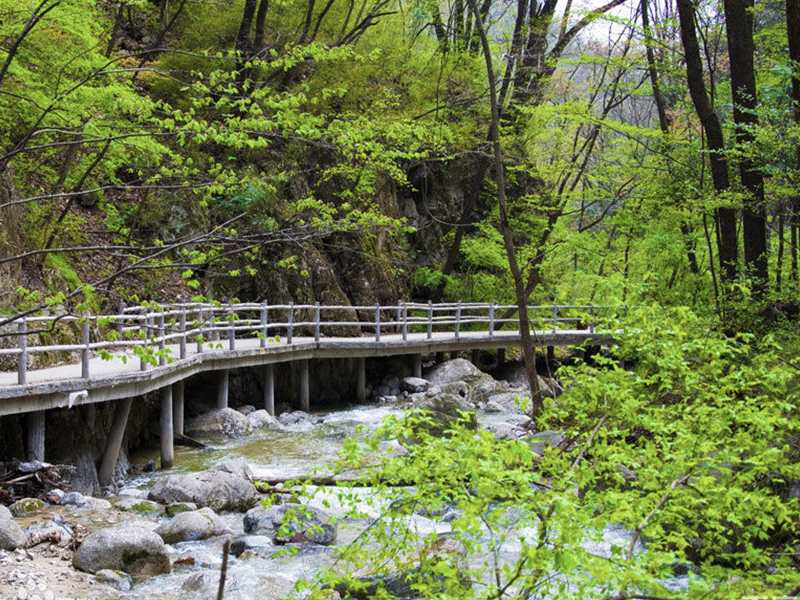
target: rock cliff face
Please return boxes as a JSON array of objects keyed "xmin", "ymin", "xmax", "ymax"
[{"xmin": 0, "ymin": 169, "xmax": 24, "ymax": 303}]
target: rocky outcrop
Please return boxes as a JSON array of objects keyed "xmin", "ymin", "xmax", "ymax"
[
  {"xmin": 410, "ymin": 393, "xmax": 476, "ymax": 436},
  {"xmin": 155, "ymin": 507, "xmax": 232, "ymax": 544},
  {"xmin": 0, "ymin": 505, "xmax": 27, "ymax": 550},
  {"xmin": 147, "ymin": 470, "xmax": 258, "ymax": 512},
  {"xmin": 73, "ymin": 524, "xmax": 170, "ymax": 579},
  {"xmin": 243, "ymin": 503, "xmax": 337, "ymax": 545},
  {"xmin": 186, "ymin": 408, "xmax": 253, "ymax": 438}
]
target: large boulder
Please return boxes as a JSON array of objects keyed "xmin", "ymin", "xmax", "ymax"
[
  {"xmin": 425, "ymin": 359, "xmax": 506, "ymax": 405},
  {"xmin": 247, "ymin": 409, "xmax": 283, "ymax": 430},
  {"xmin": 425, "ymin": 359, "xmax": 484, "ymax": 385},
  {"xmin": 185, "ymin": 408, "xmax": 253, "ymax": 438},
  {"xmin": 243, "ymin": 503, "xmax": 337, "ymax": 545},
  {"xmin": 410, "ymin": 393, "xmax": 476, "ymax": 437},
  {"xmin": 148, "ymin": 470, "xmax": 258, "ymax": 512},
  {"xmin": 155, "ymin": 507, "xmax": 232, "ymax": 544},
  {"xmin": 0, "ymin": 505, "xmax": 27, "ymax": 550},
  {"xmin": 73, "ymin": 524, "xmax": 170, "ymax": 579}
]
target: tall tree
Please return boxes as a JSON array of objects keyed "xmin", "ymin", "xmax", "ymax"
[
  {"xmin": 724, "ymin": 0, "xmax": 768, "ymax": 293},
  {"xmin": 788, "ymin": 0, "xmax": 800, "ymax": 281},
  {"xmin": 676, "ymin": 0, "xmax": 738, "ymax": 285}
]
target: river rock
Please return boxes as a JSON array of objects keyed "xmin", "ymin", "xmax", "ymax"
[
  {"xmin": 243, "ymin": 503, "xmax": 337, "ymax": 545},
  {"xmin": 485, "ymin": 392, "xmax": 530, "ymax": 414},
  {"xmin": 425, "ymin": 358, "xmax": 483, "ymax": 385},
  {"xmin": 147, "ymin": 470, "xmax": 258, "ymax": 512},
  {"xmin": 0, "ymin": 506, "xmax": 26, "ymax": 550},
  {"xmin": 165, "ymin": 502, "xmax": 198, "ymax": 517},
  {"xmin": 61, "ymin": 492, "xmax": 87, "ymax": 507},
  {"xmin": 230, "ymin": 535, "xmax": 275, "ymax": 558},
  {"xmin": 95, "ymin": 569, "xmax": 133, "ymax": 591},
  {"xmin": 212, "ymin": 459, "xmax": 254, "ymax": 482},
  {"xmin": 114, "ymin": 498, "xmax": 162, "ymax": 515},
  {"xmin": 410, "ymin": 393, "xmax": 477, "ymax": 436},
  {"xmin": 529, "ymin": 430, "xmax": 566, "ymax": 455},
  {"xmin": 237, "ymin": 404, "xmax": 257, "ymax": 416},
  {"xmin": 483, "ymin": 416, "xmax": 530, "ymax": 440},
  {"xmin": 9, "ymin": 498, "xmax": 45, "ymax": 517},
  {"xmin": 402, "ymin": 377, "xmax": 429, "ymax": 393},
  {"xmin": 247, "ymin": 409, "xmax": 282, "ymax": 430},
  {"xmin": 73, "ymin": 524, "xmax": 170, "ymax": 579},
  {"xmin": 183, "ymin": 572, "xmax": 216, "ymax": 593},
  {"xmin": 186, "ymin": 408, "xmax": 253, "ymax": 438},
  {"xmin": 279, "ymin": 411, "xmax": 322, "ymax": 430},
  {"xmin": 155, "ymin": 507, "xmax": 233, "ymax": 544}
]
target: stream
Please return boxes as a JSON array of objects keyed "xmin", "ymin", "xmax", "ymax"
[{"xmin": 64, "ymin": 402, "xmax": 691, "ymax": 599}]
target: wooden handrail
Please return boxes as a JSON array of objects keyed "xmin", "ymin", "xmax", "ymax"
[{"xmin": 2, "ymin": 301, "xmax": 617, "ymax": 384}]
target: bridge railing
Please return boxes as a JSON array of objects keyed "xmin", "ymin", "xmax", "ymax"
[{"xmin": 0, "ymin": 302, "xmax": 614, "ymax": 385}]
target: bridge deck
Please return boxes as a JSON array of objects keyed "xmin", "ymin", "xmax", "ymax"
[{"xmin": 0, "ymin": 329, "xmax": 609, "ymax": 416}]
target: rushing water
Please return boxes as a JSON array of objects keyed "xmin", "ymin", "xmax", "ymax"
[{"xmin": 118, "ymin": 404, "xmax": 689, "ymax": 599}]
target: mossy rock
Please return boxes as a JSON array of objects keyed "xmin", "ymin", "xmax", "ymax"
[{"xmin": 10, "ymin": 498, "xmax": 46, "ymax": 517}]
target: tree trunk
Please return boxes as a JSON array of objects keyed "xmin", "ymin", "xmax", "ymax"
[
  {"xmin": 724, "ymin": 0, "xmax": 768, "ymax": 294},
  {"xmin": 676, "ymin": 0, "xmax": 738, "ymax": 284},
  {"xmin": 465, "ymin": 0, "xmax": 542, "ymax": 415},
  {"xmin": 787, "ymin": 0, "xmax": 800, "ymax": 282}
]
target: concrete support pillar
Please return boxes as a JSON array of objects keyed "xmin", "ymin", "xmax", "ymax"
[
  {"xmin": 173, "ymin": 381, "xmax": 184, "ymax": 437},
  {"xmin": 216, "ymin": 370, "xmax": 229, "ymax": 410},
  {"xmin": 25, "ymin": 411, "xmax": 45, "ymax": 462},
  {"xmin": 263, "ymin": 364, "xmax": 275, "ymax": 415},
  {"xmin": 356, "ymin": 357, "xmax": 366, "ymax": 403},
  {"xmin": 299, "ymin": 360, "xmax": 310, "ymax": 412},
  {"xmin": 98, "ymin": 398, "xmax": 133, "ymax": 488},
  {"xmin": 160, "ymin": 386, "xmax": 174, "ymax": 470},
  {"xmin": 412, "ymin": 354, "xmax": 422, "ymax": 379}
]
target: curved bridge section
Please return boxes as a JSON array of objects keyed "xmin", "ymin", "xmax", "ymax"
[{"xmin": 0, "ymin": 301, "xmax": 615, "ymax": 483}]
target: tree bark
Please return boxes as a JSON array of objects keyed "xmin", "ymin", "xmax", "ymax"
[
  {"xmin": 724, "ymin": 0, "xmax": 768, "ymax": 293},
  {"xmin": 676, "ymin": 0, "xmax": 738, "ymax": 284},
  {"xmin": 465, "ymin": 0, "xmax": 542, "ymax": 415},
  {"xmin": 787, "ymin": 0, "xmax": 800, "ymax": 282}
]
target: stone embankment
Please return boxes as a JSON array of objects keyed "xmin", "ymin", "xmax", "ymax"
[{"xmin": 0, "ymin": 359, "xmax": 561, "ymax": 598}]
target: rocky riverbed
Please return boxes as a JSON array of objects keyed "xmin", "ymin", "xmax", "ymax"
[{"xmin": 0, "ymin": 359, "xmax": 563, "ymax": 599}]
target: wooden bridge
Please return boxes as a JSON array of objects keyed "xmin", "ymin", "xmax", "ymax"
[{"xmin": 0, "ymin": 301, "xmax": 614, "ymax": 487}]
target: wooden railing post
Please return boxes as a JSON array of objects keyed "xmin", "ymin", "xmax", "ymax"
[
  {"xmin": 402, "ymin": 302, "xmax": 408, "ymax": 341},
  {"xmin": 228, "ymin": 303, "xmax": 236, "ymax": 351},
  {"xmin": 287, "ymin": 302, "xmax": 294, "ymax": 345},
  {"xmin": 455, "ymin": 301, "xmax": 462, "ymax": 339},
  {"xmin": 427, "ymin": 300, "xmax": 433, "ymax": 340},
  {"xmin": 158, "ymin": 312, "xmax": 166, "ymax": 366},
  {"xmin": 82, "ymin": 312, "xmax": 91, "ymax": 378},
  {"xmin": 179, "ymin": 305, "xmax": 187, "ymax": 360},
  {"xmin": 375, "ymin": 303, "xmax": 381, "ymax": 342},
  {"xmin": 17, "ymin": 317, "xmax": 27, "ymax": 385},
  {"xmin": 196, "ymin": 308, "xmax": 204, "ymax": 354},
  {"xmin": 260, "ymin": 301, "xmax": 268, "ymax": 348},
  {"xmin": 115, "ymin": 299, "xmax": 126, "ymax": 335},
  {"xmin": 315, "ymin": 302, "xmax": 321, "ymax": 342},
  {"xmin": 396, "ymin": 302, "xmax": 402, "ymax": 334},
  {"xmin": 489, "ymin": 303, "xmax": 495, "ymax": 337},
  {"xmin": 140, "ymin": 310, "xmax": 149, "ymax": 371}
]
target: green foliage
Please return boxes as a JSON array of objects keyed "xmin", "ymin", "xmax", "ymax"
[{"xmin": 297, "ymin": 306, "xmax": 800, "ymax": 600}]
